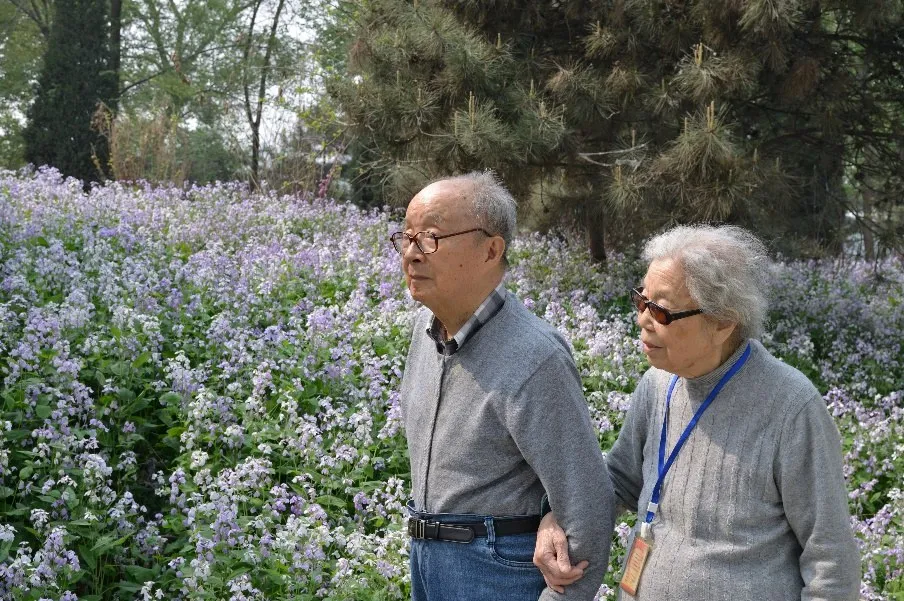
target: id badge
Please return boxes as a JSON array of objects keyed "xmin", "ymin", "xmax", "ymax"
[{"xmin": 619, "ymin": 535, "xmax": 652, "ymax": 596}]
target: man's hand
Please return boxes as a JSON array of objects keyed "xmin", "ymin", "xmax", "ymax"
[{"xmin": 533, "ymin": 512, "xmax": 589, "ymax": 593}]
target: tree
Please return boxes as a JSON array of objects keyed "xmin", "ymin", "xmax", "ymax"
[
  {"xmin": 22, "ymin": 0, "xmax": 116, "ymax": 183},
  {"xmin": 121, "ymin": 0, "xmax": 254, "ymax": 120},
  {"xmin": 241, "ymin": 0, "xmax": 287, "ymax": 189},
  {"xmin": 332, "ymin": 0, "xmax": 904, "ymax": 259},
  {"xmin": 4, "ymin": 0, "xmax": 327, "ymax": 185},
  {"xmin": 0, "ymin": 2, "xmax": 45, "ymax": 167},
  {"xmin": 118, "ymin": 0, "xmax": 313, "ymax": 186}
]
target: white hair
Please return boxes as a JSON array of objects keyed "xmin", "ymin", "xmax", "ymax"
[
  {"xmin": 443, "ymin": 170, "xmax": 517, "ymax": 263},
  {"xmin": 643, "ymin": 224, "xmax": 771, "ymax": 339}
]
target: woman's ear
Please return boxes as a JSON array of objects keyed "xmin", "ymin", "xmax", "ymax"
[{"xmin": 713, "ymin": 320, "xmax": 741, "ymax": 346}]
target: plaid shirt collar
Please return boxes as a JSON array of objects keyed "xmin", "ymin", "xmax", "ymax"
[{"xmin": 427, "ymin": 280, "xmax": 507, "ymax": 356}]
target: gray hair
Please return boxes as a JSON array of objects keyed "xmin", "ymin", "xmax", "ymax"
[
  {"xmin": 642, "ymin": 224, "xmax": 771, "ymax": 339},
  {"xmin": 443, "ymin": 170, "xmax": 517, "ymax": 263}
]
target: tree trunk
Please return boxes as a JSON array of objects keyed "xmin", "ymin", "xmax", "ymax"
[
  {"xmin": 243, "ymin": 0, "xmax": 286, "ymax": 191},
  {"xmin": 251, "ymin": 128, "xmax": 260, "ymax": 190},
  {"xmin": 861, "ymin": 187, "xmax": 876, "ymax": 261},
  {"xmin": 110, "ymin": 0, "xmax": 122, "ymax": 103},
  {"xmin": 584, "ymin": 203, "xmax": 606, "ymax": 263}
]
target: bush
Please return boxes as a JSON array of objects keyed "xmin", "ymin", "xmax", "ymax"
[{"xmin": 0, "ymin": 167, "xmax": 901, "ymax": 600}]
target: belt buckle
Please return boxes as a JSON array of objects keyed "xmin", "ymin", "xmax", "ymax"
[
  {"xmin": 409, "ymin": 517, "xmax": 427, "ymax": 539},
  {"xmin": 416, "ymin": 518, "xmax": 425, "ymax": 539},
  {"xmin": 409, "ymin": 517, "xmax": 442, "ymax": 540}
]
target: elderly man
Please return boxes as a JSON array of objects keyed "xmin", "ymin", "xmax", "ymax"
[{"xmin": 392, "ymin": 171, "xmax": 615, "ymax": 601}]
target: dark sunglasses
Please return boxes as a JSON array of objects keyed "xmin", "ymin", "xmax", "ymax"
[{"xmin": 630, "ymin": 287, "xmax": 704, "ymax": 325}]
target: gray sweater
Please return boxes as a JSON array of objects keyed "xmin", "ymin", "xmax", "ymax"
[
  {"xmin": 607, "ymin": 339, "xmax": 860, "ymax": 601},
  {"xmin": 400, "ymin": 292, "xmax": 616, "ymax": 601}
]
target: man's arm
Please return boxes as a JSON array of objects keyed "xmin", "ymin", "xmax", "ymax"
[
  {"xmin": 505, "ymin": 349, "xmax": 616, "ymax": 600},
  {"xmin": 532, "ymin": 374, "xmax": 652, "ymax": 591},
  {"xmin": 777, "ymin": 393, "xmax": 860, "ymax": 601}
]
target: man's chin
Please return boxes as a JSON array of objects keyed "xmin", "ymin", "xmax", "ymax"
[{"xmin": 407, "ymin": 286, "xmax": 432, "ymax": 306}]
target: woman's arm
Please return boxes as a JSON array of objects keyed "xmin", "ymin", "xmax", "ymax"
[
  {"xmin": 604, "ymin": 375, "xmax": 651, "ymax": 513},
  {"xmin": 776, "ymin": 393, "xmax": 861, "ymax": 601}
]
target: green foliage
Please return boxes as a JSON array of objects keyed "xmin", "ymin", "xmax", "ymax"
[
  {"xmin": 0, "ymin": 1, "xmax": 46, "ymax": 168},
  {"xmin": 183, "ymin": 126, "xmax": 244, "ymax": 184},
  {"xmin": 1, "ymin": 172, "xmax": 903, "ymax": 598},
  {"xmin": 332, "ymin": 0, "xmax": 904, "ymax": 260},
  {"xmin": 21, "ymin": 0, "xmax": 116, "ymax": 184}
]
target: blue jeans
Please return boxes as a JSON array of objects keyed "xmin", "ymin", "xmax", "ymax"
[{"xmin": 408, "ymin": 506, "xmax": 545, "ymax": 601}]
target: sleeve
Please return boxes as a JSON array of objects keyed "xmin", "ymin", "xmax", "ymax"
[
  {"xmin": 604, "ymin": 374, "xmax": 651, "ymax": 514},
  {"xmin": 504, "ymin": 349, "xmax": 617, "ymax": 601},
  {"xmin": 776, "ymin": 393, "xmax": 861, "ymax": 601}
]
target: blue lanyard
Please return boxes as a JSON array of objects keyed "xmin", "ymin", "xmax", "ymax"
[{"xmin": 644, "ymin": 343, "xmax": 752, "ymax": 527}]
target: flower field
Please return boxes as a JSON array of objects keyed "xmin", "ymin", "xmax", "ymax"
[{"xmin": 0, "ymin": 167, "xmax": 902, "ymax": 601}]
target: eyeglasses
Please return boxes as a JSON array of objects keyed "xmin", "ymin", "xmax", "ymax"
[
  {"xmin": 630, "ymin": 287, "xmax": 704, "ymax": 325},
  {"xmin": 389, "ymin": 228, "xmax": 492, "ymax": 255}
]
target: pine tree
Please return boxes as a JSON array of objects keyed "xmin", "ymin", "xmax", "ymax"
[
  {"xmin": 23, "ymin": 0, "xmax": 117, "ymax": 184},
  {"xmin": 332, "ymin": 0, "xmax": 904, "ymax": 259}
]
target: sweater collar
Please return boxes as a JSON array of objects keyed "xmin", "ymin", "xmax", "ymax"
[
  {"xmin": 683, "ymin": 339, "xmax": 753, "ymax": 398},
  {"xmin": 426, "ymin": 281, "xmax": 507, "ymax": 356}
]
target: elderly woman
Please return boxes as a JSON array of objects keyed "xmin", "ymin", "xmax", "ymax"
[{"xmin": 534, "ymin": 225, "xmax": 860, "ymax": 600}]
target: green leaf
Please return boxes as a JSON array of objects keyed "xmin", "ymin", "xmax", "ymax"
[
  {"xmin": 132, "ymin": 352, "xmax": 152, "ymax": 369},
  {"xmin": 2, "ymin": 429, "xmax": 28, "ymax": 441},
  {"xmin": 123, "ymin": 564, "xmax": 157, "ymax": 581},
  {"xmin": 1, "ymin": 391, "xmax": 19, "ymax": 410},
  {"xmin": 79, "ymin": 544, "xmax": 97, "ymax": 571},
  {"xmin": 34, "ymin": 404, "xmax": 52, "ymax": 419},
  {"xmin": 117, "ymin": 581, "xmax": 143, "ymax": 594},
  {"xmin": 110, "ymin": 361, "xmax": 130, "ymax": 377},
  {"xmin": 123, "ymin": 396, "xmax": 150, "ymax": 416},
  {"xmin": 160, "ymin": 392, "xmax": 182, "ymax": 405},
  {"xmin": 315, "ymin": 494, "xmax": 347, "ymax": 510},
  {"xmin": 91, "ymin": 532, "xmax": 132, "ymax": 554}
]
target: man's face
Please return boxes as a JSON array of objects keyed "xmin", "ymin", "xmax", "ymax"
[{"xmin": 401, "ymin": 181, "xmax": 491, "ymax": 312}]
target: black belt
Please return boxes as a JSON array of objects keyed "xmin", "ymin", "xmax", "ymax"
[{"xmin": 407, "ymin": 515, "xmax": 542, "ymax": 543}]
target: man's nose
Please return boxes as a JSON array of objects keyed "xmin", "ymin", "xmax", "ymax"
[{"xmin": 402, "ymin": 239, "xmax": 424, "ymax": 261}]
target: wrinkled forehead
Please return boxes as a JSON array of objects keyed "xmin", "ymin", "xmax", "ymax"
[
  {"xmin": 643, "ymin": 257, "xmax": 692, "ymax": 300},
  {"xmin": 405, "ymin": 181, "xmax": 473, "ymax": 227}
]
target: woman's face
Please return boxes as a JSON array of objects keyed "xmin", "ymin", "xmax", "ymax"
[{"xmin": 637, "ymin": 258, "xmax": 734, "ymax": 378}]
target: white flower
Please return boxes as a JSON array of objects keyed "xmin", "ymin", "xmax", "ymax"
[
  {"xmin": 190, "ymin": 450, "xmax": 209, "ymax": 469},
  {"xmin": 30, "ymin": 508, "xmax": 50, "ymax": 530}
]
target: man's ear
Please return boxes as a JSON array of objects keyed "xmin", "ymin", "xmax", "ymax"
[{"xmin": 485, "ymin": 236, "xmax": 506, "ymax": 264}]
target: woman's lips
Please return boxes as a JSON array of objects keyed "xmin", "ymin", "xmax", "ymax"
[{"xmin": 642, "ymin": 341, "xmax": 661, "ymax": 352}]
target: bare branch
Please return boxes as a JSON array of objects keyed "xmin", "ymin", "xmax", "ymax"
[{"xmin": 8, "ymin": 0, "xmax": 52, "ymax": 37}]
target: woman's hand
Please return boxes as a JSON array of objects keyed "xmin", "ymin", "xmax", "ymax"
[{"xmin": 532, "ymin": 512, "xmax": 589, "ymax": 593}]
